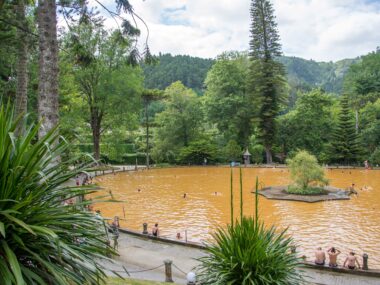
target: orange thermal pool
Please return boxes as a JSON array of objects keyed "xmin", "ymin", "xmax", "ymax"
[{"xmin": 91, "ymin": 167, "xmax": 380, "ymax": 268}]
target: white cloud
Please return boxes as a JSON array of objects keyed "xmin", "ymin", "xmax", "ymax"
[{"xmin": 92, "ymin": 0, "xmax": 380, "ymax": 61}]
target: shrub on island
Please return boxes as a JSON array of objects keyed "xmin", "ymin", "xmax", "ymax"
[{"xmin": 286, "ymin": 150, "xmax": 329, "ymax": 195}]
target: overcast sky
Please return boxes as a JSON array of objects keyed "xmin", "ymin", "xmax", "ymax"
[{"xmin": 94, "ymin": 0, "xmax": 380, "ymax": 62}]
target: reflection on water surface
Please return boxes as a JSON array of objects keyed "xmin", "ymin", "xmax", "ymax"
[{"xmin": 92, "ymin": 167, "xmax": 380, "ymax": 268}]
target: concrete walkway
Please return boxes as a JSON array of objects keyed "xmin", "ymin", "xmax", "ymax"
[
  {"xmin": 104, "ymin": 232, "xmax": 205, "ymax": 284},
  {"xmin": 101, "ymin": 232, "xmax": 378, "ymax": 285}
]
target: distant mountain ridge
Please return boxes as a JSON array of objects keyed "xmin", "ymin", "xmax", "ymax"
[
  {"xmin": 143, "ymin": 53, "xmax": 360, "ymax": 95},
  {"xmin": 278, "ymin": 56, "xmax": 359, "ymax": 94}
]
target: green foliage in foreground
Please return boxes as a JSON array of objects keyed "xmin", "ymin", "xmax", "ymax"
[
  {"xmin": 287, "ymin": 150, "xmax": 328, "ymax": 190},
  {"xmin": 0, "ymin": 104, "xmax": 114, "ymax": 285},
  {"xmin": 197, "ymin": 216, "xmax": 303, "ymax": 285}
]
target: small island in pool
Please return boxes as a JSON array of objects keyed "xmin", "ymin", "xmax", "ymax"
[
  {"xmin": 259, "ymin": 150, "xmax": 354, "ymax": 202},
  {"xmin": 258, "ymin": 185, "xmax": 352, "ymax": 203}
]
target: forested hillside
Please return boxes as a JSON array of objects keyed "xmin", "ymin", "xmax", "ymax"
[
  {"xmin": 278, "ymin": 56, "xmax": 359, "ymax": 94},
  {"xmin": 142, "ymin": 53, "xmax": 214, "ymax": 94},
  {"xmin": 143, "ymin": 53, "xmax": 358, "ymax": 95}
]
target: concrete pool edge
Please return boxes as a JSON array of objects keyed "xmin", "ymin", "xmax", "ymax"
[
  {"xmin": 119, "ymin": 227, "xmax": 380, "ymax": 278},
  {"xmin": 100, "ymin": 164, "xmax": 380, "ymax": 172}
]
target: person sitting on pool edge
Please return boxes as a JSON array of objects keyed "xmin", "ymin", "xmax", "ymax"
[
  {"xmin": 327, "ymin": 247, "xmax": 341, "ymax": 267},
  {"xmin": 152, "ymin": 223, "xmax": 159, "ymax": 237},
  {"xmin": 343, "ymin": 251, "xmax": 361, "ymax": 270},
  {"xmin": 315, "ymin": 247, "xmax": 326, "ymax": 266}
]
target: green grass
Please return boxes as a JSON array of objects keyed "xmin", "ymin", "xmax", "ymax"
[
  {"xmin": 287, "ymin": 185, "xmax": 327, "ymax": 195},
  {"xmin": 106, "ymin": 277, "xmax": 178, "ymax": 284}
]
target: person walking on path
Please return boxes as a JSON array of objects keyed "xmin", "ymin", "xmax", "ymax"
[{"xmin": 110, "ymin": 216, "xmax": 120, "ymax": 249}]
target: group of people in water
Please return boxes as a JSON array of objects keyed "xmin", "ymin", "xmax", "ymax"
[
  {"xmin": 315, "ymin": 247, "xmax": 361, "ymax": 269},
  {"xmin": 151, "ymin": 223, "xmax": 184, "ymax": 240}
]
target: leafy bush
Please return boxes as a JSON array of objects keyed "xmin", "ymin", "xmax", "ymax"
[
  {"xmin": 177, "ymin": 140, "xmax": 218, "ymax": 164},
  {"xmin": 223, "ymin": 140, "xmax": 242, "ymax": 162},
  {"xmin": 197, "ymin": 216, "xmax": 303, "ymax": 284},
  {"xmin": 370, "ymin": 147, "xmax": 380, "ymax": 166},
  {"xmin": 250, "ymin": 144, "xmax": 264, "ymax": 164},
  {"xmin": 287, "ymin": 150, "xmax": 328, "ymax": 190},
  {"xmin": 0, "ymin": 104, "xmax": 114, "ymax": 284},
  {"xmin": 197, "ymin": 175, "xmax": 304, "ymax": 285},
  {"xmin": 287, "ymin": 185, "xmax": 326, "ymax": 195}
]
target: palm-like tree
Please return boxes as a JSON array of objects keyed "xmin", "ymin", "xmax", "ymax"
[
  {"xmin": 197, "ymin": 177, "xmax": 304, "ymax": 285},
  {"xmin": 0, "ymin": 104, "xmax": 114, "ymax": 284}
]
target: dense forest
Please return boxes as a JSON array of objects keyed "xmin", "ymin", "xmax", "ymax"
[
  {"xmin": 141, "ymin": 50, "xmax": 380, "ymax": 166},
  {"xmin": 1, "ymin": 1, "xmax": 379, "ymax": 167}
]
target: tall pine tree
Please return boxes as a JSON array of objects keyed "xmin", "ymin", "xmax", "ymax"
[
  {"xmin": 248, "ymin": 0, "xmax": 285, "ymax": 164},
  {"xmin": 330, "ymin": 94, "xmax": 362, "ymax": 164}
]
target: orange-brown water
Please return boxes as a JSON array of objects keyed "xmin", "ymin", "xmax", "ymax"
[{"xmin": 92, "ymin": 167, "xmax": 380, "ymax": 268}]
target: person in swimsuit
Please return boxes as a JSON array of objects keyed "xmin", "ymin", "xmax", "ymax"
[
  {"xmin": 344, "ymin": 252, "xmax": 360, "ymax": 269},
  {"xmin": 327, "ymin": 247, "xmax": 341, "ymax": 267},
  {"xmin": 152, "ymin": 223, "xmax": 159, "ymax": 237},
  {"xmin": 315, "ymin": 247, "xmax": 326, "ymax": 265}
]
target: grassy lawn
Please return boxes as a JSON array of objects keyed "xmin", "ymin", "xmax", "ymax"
[{"xmin": 106, "ymin": 277, "xmax": 179, "ymax": 284}]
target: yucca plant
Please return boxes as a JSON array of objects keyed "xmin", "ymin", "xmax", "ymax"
[
  {"xmin": 197, "ymin": 175, "xmax": 304, "ymax": 285},
  {"xmin": 0, "ymin": 103, "xmax": 114, "ymax": 284}
]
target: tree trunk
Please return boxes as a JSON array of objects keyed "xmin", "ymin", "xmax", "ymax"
[
  {"xmin": 90, "ymin": 109, "xmax": 101, "ymax": 161},
  {"xmin": 15, "ymin": 0, "xmax": 28, "ymax": 126},
  {"xmin": 92, "ymin": 126, "xmax": 100, "ymax": 161},
  {"xmin": 265, "ymin": 146, "xmax": 273, "ymax": 164},
  {"xmin": 37, "ymin": 0, "xmax": 59, "ymax": 139},
  {"xmin": 355, "ymin": 109, "xmax": 359, "ymax": 134},
  {"xmin": 145, "ymin": 102, "xmax": 150, "ymax": 169}
]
